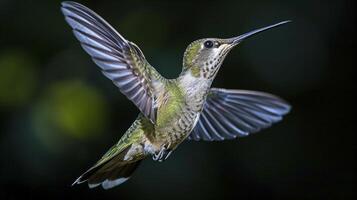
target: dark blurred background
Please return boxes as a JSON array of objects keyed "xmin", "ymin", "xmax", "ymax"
[{"xmin": 0, "ymin": 0, "xmax": 355, "ymax": 199}]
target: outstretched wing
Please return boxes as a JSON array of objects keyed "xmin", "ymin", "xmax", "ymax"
[
  {"xmin": 61, "ymin": 1, "xmax": 164, "ymax": 123},
  {"xmin": 188, "ymin": 88, "xmax": 291, "ymax": 141}
]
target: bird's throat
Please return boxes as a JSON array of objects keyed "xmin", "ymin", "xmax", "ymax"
[{"xmin": 178, "ymin": 70, "xmax": 212, "ymax": 102}]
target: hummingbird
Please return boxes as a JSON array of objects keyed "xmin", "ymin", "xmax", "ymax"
[{"xmin": 61, "ymin": 1, "xmax": 291, "ymax": 189}]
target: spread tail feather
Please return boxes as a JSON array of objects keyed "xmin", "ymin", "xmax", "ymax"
[{"xmin": 72, "ymin": 145, "xmax": 143, "ymax": 189}]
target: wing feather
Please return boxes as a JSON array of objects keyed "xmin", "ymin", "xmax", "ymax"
[
  {"xmin": 61, "ymin": 1, "xmax": 164, "ymax": 123},
  {"xmin": 188, "ymin": 88, "xmax": 291, "ymax": 141}
]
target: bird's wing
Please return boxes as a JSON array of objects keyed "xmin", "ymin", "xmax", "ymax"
[
  {"xmin": 187, "ymin": 88, "xmax": 291, "ymax": 141},
  {"xmin": 61, "ymin": 1, "xmax": 164, "ymax": 123}
]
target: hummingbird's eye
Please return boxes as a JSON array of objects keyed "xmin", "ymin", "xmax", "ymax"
[{"xmin": 204, "ymin": 40, "xmax": 214, "ymax": 48}]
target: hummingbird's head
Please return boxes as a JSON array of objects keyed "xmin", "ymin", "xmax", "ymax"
[{"xmin": 182, "ymin": 21, "xmax": 290, "ymax": 80}]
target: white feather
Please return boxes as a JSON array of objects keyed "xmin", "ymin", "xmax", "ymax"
[{"xmin": 102, "ymin": 178, "xmax": 129, "ymax": 189}]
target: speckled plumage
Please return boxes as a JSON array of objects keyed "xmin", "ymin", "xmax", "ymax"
[{"xmin": 62, "ymin": 1, "xmax": 291, "ymax": 189}]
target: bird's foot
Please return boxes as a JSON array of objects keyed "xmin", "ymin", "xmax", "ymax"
[{"xmin": 152, "ymin": 143, "xmax": 172, "ymax": 162}]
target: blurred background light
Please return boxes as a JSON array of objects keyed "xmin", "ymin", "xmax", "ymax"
[
  {"xmin": 0, "ymin": 50, "xmax": 38, "ymax": 108},
  {"xmin": 32, "ymin": 80, "xmax": 108, "ymax": 142}
]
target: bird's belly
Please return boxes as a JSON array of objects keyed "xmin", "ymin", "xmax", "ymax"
[{"xmin": 157, "ymin": 108, "xmax": 201, "ymax": 149}]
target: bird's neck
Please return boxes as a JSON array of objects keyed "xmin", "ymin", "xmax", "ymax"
[{"xmin": 177, "ymin": 70, "xmax": 212, "ymax": 102}]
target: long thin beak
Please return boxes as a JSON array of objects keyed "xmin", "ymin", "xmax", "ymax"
[{"xmin": 229, "ymin": 20, "xmax": 291, "ymax": 45}]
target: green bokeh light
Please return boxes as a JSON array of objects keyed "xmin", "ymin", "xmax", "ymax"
[
  {"xmin": 0, "ymin": 50, "xmax": 38, "ymax": 107},
  {"xmin": 49, "ymin": 80, "xmax": 108, "ymax": 139},
  {"xmin": 32, "ymin": 80, "xmax": 109, "ymax": 151}
]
